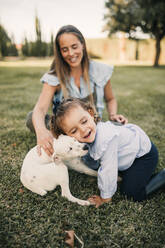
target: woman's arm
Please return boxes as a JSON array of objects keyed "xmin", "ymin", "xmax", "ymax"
[
  {"xmin": 104, "ymin": 80, "xmax": 128, "ymax": 124},
  {"xmin": 32, "ymin": 83, "xmax": 57, "ymax": 156}
]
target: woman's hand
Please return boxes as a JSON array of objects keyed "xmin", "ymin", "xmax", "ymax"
[
  {"xmin": 36, "ymin": 129, "xmax": 54, "ymax": 156},
  {"xmin": 88, "ymin": 195, "xmax": 112, "ymax": 208},
  {"xmin": 110, "ymin": 114, "xmax": 128, "ymax": 124}
]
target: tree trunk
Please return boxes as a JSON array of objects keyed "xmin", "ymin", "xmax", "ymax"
[
  {"xmin": 135, "ymin": 40, "xmax": 139, "ymax": 60},
  {"xmin": 154, "ymin": 36, "xmax": 161, "ymax": 67}
]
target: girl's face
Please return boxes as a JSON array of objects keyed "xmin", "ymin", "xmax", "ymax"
[
  {"xmin": 59, "ymin": 33, "xmax": 84, "ymax": 69},
  {"xmin": 61, "ymin": 105, "xmax": 96, "ymax": 143}
]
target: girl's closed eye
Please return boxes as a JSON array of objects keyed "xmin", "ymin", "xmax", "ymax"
[
  {"xmin": 71, "ymin": 128, "xmax": 77, "ymax": 134},
  {"xmin": 82, "ymin": 119, "xmax": 87, "ymax": 124}
]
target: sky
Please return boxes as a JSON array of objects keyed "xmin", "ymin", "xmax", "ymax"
[{"xmin": 0, "ymin": 0, "xmax": 108, "ymax": 44}]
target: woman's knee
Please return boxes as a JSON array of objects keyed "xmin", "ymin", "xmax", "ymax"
[
  {"xmin": 26, "ymin": 111, "xmax": 35, "ymax": 132},
  {"xmin": 25, "ymin": 112, "xmax": 50, "ymax": 132}
]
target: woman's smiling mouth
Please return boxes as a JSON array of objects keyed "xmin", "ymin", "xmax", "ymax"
[{"xmin": 69, "ymin": 56, "xmax": 78, "ymax": 62}]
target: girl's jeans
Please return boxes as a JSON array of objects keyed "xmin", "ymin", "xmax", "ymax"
[{"xmin": 120, "ymin": 143, "xmax": 158, "ymax": 202}]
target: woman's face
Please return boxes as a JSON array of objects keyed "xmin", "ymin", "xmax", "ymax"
[
  {"xmin": 61, "ymin": 105, "xmax": 96, "ymax": 143},
  {"xmin": 59, "ymin": 33, "xmax": 84, "ymax": 69}
]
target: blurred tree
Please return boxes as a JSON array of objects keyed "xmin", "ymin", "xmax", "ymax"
[
  {"xmin": 35, "ymin": 15, "xmax": 42, "ymax": 43},
  {"xmin": 34, "ymin": 15, "xmax": 48, "ymax": 57},
  {"xmin": 48, "ymin": 33, "xmax": 54, "ymax": 56},
  {"xmin": 104, "ymin": 0, "xmax": 165, "ymax": 66},
  {"xmin": 41, "ymin": 41, "xmax": 48, "ymax": 57},
  {"xmin": 22, "ymin": 37, "xmax": 29, "ymax": 56},
  {"xmin": 21, "ymin": 15, "xmax": 53, "ymax": 57},
  {"xmin": 0, "ymin": 24, "xmax": 10, "ymax": 57},
  {"xmin": 34, "ymin": 15, "xmax": 42, "ymax": 56},
  {"xmin": 0, "ymin": 24, "xmax": 18, "ymax": 57},
  {"xmin": 8, "ymin": 34, "xmax": 18, "ymax": 56},
  {"xmin": 29, "ymin": 41, "xmax": 36, "ymax": 56},
  {"xmin": 8, "ymin": 43, "xmax": 18, "ymax": 56}
]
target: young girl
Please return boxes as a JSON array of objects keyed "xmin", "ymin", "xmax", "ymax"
[{"xmin": 50, "ymin": 98, "xmax": 165, "ymax": 207}]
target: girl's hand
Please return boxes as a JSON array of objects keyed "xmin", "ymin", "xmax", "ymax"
[
  {"xmin": 88, "ymin": 195, "xmax": 112, "ymax": 208},
  {"xmin": 36, "ymin": 129, "xmax": 54, "ymax": 156},
  {"xmin": 110, "ymin": 114, "xmax": 128, "ymax": 125}
]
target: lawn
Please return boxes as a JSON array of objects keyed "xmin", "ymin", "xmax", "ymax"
[{"xmin": 0, "ymin": 61, "xmax": 165, "ymax": 247}]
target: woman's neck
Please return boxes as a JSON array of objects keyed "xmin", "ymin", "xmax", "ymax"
[
  {"xmin": 70, "ymin": 65, "xmax": 82, "ymax": 78},
  {"xmin": 70, "ymin": 66, "xmax": 82, "ymax": 88}
]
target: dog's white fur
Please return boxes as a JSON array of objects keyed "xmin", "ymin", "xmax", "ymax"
[{"xmin": 20, "ymin": 135, "xmax": 97, "ymax": 206}]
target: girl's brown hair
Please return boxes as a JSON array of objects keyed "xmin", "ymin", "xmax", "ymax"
[
  {"xmin": 50, "ymin": 98, "xmax": 100, "ymax": 138},
  {"xmin": 49, "ymin": 25, "xmax": 91, "ymax": 99}
]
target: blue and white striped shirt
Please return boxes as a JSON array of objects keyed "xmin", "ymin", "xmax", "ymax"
[
  {"xmin": 88, "ymin": 121, "xmax": 151, "ymax": 199},
  {"xmin": 40, "ymin": 60, "xmax": 113, "ymax": 117}
]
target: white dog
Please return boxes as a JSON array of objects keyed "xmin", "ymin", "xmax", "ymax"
[{"xmin": 20, "ymin": 135, "xmax": 97, "ymax": 206}]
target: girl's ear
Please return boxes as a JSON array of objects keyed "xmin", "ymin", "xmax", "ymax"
[
  {"xmin": 87, "ymin": 106, "xmax": 101, "ymax": 123},
  {"xmin": 87, "ymin": 107, "xmax": 95, "ymax": 117}
]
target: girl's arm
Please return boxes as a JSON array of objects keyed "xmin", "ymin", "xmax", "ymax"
[
  {"xmin": 88, "ymin": 137, "xmax": 118, "ymax": 207},
  {"xmin": 104, "ymin": 80, "xmax": 128, "ymax": 124},
  {"xmin": 32, "ymin": 83, "xmax": 57, "ymax": 156}
]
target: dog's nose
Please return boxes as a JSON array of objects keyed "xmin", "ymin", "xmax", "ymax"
[{"xmin": 83, "ymin": 144, "xmax": 89, "ymax": 151}]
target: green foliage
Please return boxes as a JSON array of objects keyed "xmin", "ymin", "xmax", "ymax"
[
  {"xmin": 0, "ymin": 24, "xmax": 10, "ymax": 57},
  {"xmin": 0, "ymin": 63, "xmax": 165, "ymax": 247},
  {"xmin": 104, "ymin": 0, "xmax": 139, "ymax": 35},
  {"xmin": 8, "ymin": 43, "xmax": 18, "ymax": 56},
  {"xmin": 22, "ymin": 37, "xmax": 29, "ymax": 56},
  {"xmin": 35, "ymin": 15, "xmax": 42, "ymax": 42},
  {"xmin": 22, "ymin": 39, "xmax": 50, "ymax": 57},
  {"xmin": 48, "ymin": 33, "xmax": 54, "ymax": 57},
  {"xmin": 33, "ymin": 16, "xmax": 46, "ymax": 57},
  {"xmin": 0, "ymin": 24, "xmax": 18, "ymax": 57},
  {"xmin": 21, "ymin": 16, "xmax": 51, "ymax": 57},
  {"xmin": 104, "ymin": 0, "xmax": 165, "ymax": 66}
]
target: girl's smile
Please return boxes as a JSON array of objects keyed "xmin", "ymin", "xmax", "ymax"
[
  {"xmin": 83, "ymin": 130, "xmax": 92, "ymax": 139},
  {"xmin": 62, "ymin": 106, "xmax": 96, "ymax": 143}
]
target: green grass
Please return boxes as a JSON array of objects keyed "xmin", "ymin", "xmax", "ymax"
[{"xmin": 0, "ymin": 63, "xmax": 165, "ymax": 247}]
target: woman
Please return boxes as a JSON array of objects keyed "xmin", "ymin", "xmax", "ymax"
[{"xmin": 27, "ymin": 25, "xmax": 128, "ymax": 156}]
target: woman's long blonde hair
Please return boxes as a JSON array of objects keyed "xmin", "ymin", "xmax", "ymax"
[{"xmin": 49, "ymin": 25, "xmax": 94, "ymax": 105}]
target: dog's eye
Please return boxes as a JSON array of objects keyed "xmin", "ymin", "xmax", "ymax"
[{"xmin": 69, "ymin": 147, "xmax": 72, "ymax": 151}]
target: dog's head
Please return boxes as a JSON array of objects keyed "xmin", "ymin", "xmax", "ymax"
[{"xmin": 52, "ymin": 135, "xmax": 88, "ymax": 161}]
